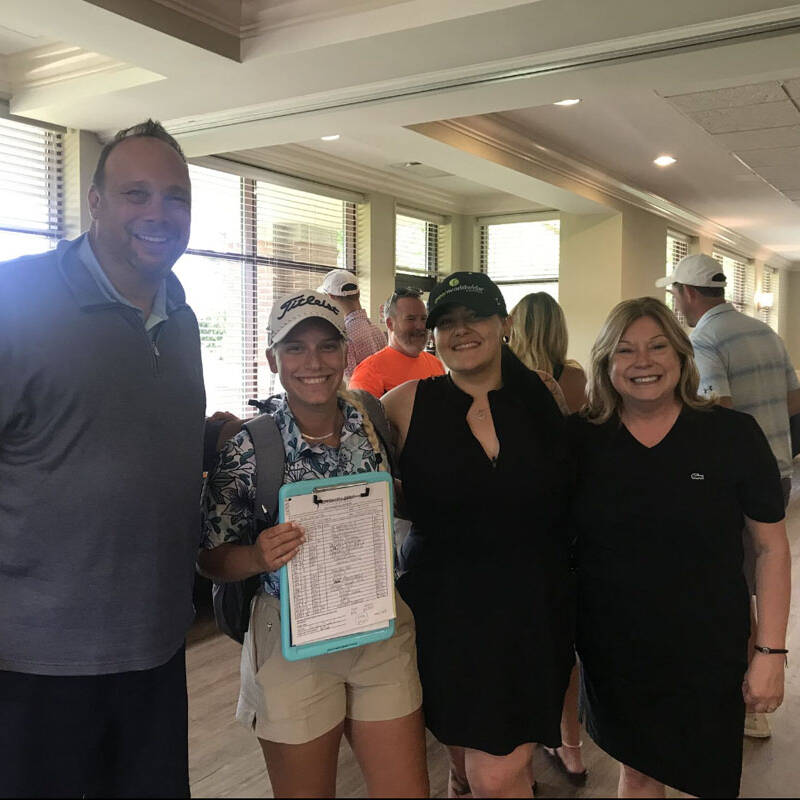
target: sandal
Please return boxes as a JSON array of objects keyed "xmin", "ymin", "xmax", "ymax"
[{"xmin": 543, "ymin": 742, "xmax": 588, "ymax": 785}]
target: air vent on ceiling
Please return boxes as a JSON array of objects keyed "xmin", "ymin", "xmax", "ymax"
[{"xmin": 389, "ymin": 161, "xmax": 453, "ymax": 178}]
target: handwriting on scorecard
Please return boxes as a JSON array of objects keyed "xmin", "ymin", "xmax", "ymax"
[{"xmin": 285, "ymin": 488, "xmax": 395, "ymax": 646}]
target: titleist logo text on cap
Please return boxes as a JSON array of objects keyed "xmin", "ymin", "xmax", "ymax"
[{"xmin": 277, "ymin": 293, "xmax": 341, "ymax": 321}]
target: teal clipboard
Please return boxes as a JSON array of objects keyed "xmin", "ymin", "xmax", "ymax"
[{"xmin": 278, "ymin": 472, "xmax": 396, "ymax": 661}]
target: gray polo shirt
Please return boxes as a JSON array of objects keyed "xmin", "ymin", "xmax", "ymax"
[
  {"xmin": 78, "ymin": 235, "xmax": 168, "ymax": 334},
  {"xmin": 0, "ymin": 237, "xmax": 205, "ymax": 675},
  {"xmin": 691, "ymin": 302, "xmax": 799, "ymax": 477}
]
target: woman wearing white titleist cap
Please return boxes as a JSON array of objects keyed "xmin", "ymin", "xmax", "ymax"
[
  {"xmin": 570, "ymin": 297, "xmax": 789, "ymax": 798},
  {"xmin": 383, "ymin": 272, "xmax": 575, "ymax": 798},
  {"xmin": 199, "ymin": 291, "xmax": 427, "ymax": 798}
]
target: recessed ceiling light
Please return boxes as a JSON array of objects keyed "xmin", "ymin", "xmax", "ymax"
[
  {"xmin": 320, "ymin": 134, "xmax": 340, "ymax": 141},
  {"xmin": 553, "ymin": 98, "xmax": 581, "ymax": 106},
  {"xmin": 654, "ymin": 155, "xmax": 677, "ymax": 167}
]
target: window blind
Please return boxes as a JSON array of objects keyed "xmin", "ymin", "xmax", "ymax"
[
  {"xmin": 174, "ymin": 163, "xmax": 357, "ymax": 417},
  {"xmin": 665, "ymin": 232, "xmax": 689, "ymax": 324},
  {"xmin": 761, "ymin": 265, "xmax": 780, "ymax": 331},
  {"xmin": 0, "ymin": 116, "xmax": 63, "ymax": 261},
  {"xmin": 395, "ymin": 213, "xmax": 439, "ymax": 278},
  {"xmin": 479, "ymin": 218, "xmax": 560, "ymax": 311},
  {"xmin": 713, "ymin": 251, "xmax": 754, "ymax": 317}
]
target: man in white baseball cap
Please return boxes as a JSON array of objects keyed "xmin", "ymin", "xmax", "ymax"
[
  {"xmin": 658, "ymin": 252, "xmax": 800, "ymax": 740},
  {"xmin": 318, "ymin": 269, "xmax": 385, "ymax": 379},
  {"xmin": 655, "ymin": 253, "xmax": 727, "ymax": 305}
]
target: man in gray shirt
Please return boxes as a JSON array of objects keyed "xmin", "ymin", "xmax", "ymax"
[
  {"xmin": 659, "ymin": 253, "xmax": 800, "ymax": 739},
  {"xmin": 0, "ymin": 120, "xmax": 204, "ymax": 796}
]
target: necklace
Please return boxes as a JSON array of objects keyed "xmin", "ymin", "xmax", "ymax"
[
  {"xmin": 299, "ymin": 429, "xmax": 336, "ymax": 441},
  {"xmin": 469, "ymin": 407, "xmax": 490, "ymax": 420},
  {"xmin": 299, "ymin": 411, "xmax": 342, "ymax": 442}
]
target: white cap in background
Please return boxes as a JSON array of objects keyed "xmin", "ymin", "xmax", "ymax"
[
  {"xmin": 318, "ymin": 269, "xmax": 360, "ymax": 297},
  {"xmin": 656, "ymin": 254, "xmax": 727, "ymax": 289}
]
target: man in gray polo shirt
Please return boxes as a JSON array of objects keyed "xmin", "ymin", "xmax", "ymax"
[
  {"xmin": 660, "ymin": 253, "xmax": 800, "ymax": 739},
  {"xmin": 0, "ymin": 120, "xmax": 204, "ymax": 796}
]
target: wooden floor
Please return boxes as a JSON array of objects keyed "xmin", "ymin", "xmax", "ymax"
[{"xmin": 187, "ymin": 468, "xmax": 800, "ymax": 798}]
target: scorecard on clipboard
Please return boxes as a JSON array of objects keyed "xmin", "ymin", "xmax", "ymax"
[{"xmin": 278, "ymin": 472, "xmax": 396, "ymax": 661}]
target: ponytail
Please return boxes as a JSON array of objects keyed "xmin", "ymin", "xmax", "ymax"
[{"xmin": 338, "ymin": 388, "xmax": 390, "ymax": 475}]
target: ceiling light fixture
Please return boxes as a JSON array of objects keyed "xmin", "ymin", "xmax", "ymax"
[
  {"xmin": 320, "ymin": 134, "xmax": 340, "ymax": 141},
  {"xmin": 654, "ymin": 155, "xmax": 677, "ymax": 167},
  {"xmin": 553, "ymin": 98, "xmax": 581, "ymax": 106}
]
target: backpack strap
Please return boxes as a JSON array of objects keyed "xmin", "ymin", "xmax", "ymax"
[
  {"xmin": 348, "ymin": 389, "xmax": 398, "ymax": 477},
  {"xmin": 242, "ymin": 413, "xmax": 285, "ymax": 531}
]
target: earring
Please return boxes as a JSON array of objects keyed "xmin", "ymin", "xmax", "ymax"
[{"xmin": 502, "ymin": 335, "xmax": 509, "ymax": 344}]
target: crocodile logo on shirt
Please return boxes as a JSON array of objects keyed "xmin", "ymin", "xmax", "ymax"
[{"xmin": 690, "ymin": 473, "xmax": 705, "ymax": 480}]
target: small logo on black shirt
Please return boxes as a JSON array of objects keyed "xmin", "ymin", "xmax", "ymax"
[{"xmin": 690, "ymin": 473, "xmax": 705, "ymax": 480}]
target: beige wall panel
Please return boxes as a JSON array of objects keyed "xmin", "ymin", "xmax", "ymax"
[
  {"xmin": 559, "ymin": 212, "xmax": 623, "ymax": 370},
  {"xmin": 784, "ymin": 270, "xmax": 800, "ymax": 368},
  {"xmin": 356, "ymin": 193, "xmax": 396, "ymax": 323},
  {"xmin": 620, "ymin": 204, "xmax": 670, "ymax": 302}
]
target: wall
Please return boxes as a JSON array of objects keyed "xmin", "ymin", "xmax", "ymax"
[
  {"xmin": 784, "ymin": 271, "xmax": 800, "ymax": 368},
  {"xmin": 63, "ymin": 129, "xmax": 103, "ymax": 237},
  {"xmin": 558, "ymin": 212, "xmax": 623, "ymax": 369}
]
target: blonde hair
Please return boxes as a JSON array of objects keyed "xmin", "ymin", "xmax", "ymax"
[
  {"xmin": 509, "ymin": 292, "xmax": 576, "ymax": 374},
  {"xmin": 337, "ymin": 388, "xmax": 390, "ymax": 474},
  {"xmin": 584, "ymin": 296, "xmax": 714, "ymax": 424}
]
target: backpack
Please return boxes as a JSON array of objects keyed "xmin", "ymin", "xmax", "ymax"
[{"xmin": 211, "ymin": 390, "xmax": 395, "ymax": 643}]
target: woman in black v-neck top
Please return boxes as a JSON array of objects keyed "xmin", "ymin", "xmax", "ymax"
[
  {"xmin": 383, "ymin": 273, "xmax": 575, "ymax": 798},
  {"xmin": 569, "ymin": 298, "xmax": 790, "ymax": 798}
]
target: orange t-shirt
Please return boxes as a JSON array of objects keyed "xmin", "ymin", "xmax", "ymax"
[{"xmin": 348, "ymin": 346, "xmax": 445, "ymax": 398}]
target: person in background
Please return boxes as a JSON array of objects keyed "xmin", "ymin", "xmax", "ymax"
[
  {"xmin": 508, "ymin": 291, "xmax": 588, "ymax": 784},
  {"xmin": 660, "ymin": 253, "xmax": 800, "ymax": 739},
  {"xmin": 509, "ymin": 292, "xmax": 587, "ymax": 414},
  {"xmin": 0, "ymin": 120, "xmax": 204, "ymax": 797},
  {"xmin": 199, "ymin": 291, "xmax": 428, "ymax": 799},
  {"xmin": 318, "ymin": 268, "xmax": 385, "ymax": 379},
  {"xmin": 570, "ymin": 297, "xmax": 790, "ymax": 798},
  {"xmin": 383, "ymin": 272, "xmax": 575, "ymax": 798},
  {"xmin": 349, "ymin": 287, "xmax": 444, "ymax": 398}
]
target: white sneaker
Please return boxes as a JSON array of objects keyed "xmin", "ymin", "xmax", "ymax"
[{"xmin": 744, "ymin": 712, "xmax": 771, "ymax": 738}]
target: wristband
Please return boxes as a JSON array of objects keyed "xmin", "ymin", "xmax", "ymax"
[{"xmin": 754, "ymin": 645, "xmax": 788, "ymax": 665}]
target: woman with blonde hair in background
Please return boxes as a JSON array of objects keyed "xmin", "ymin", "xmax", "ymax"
[
  {"xmin": 199, "ymin": 291, "xmax": 428, "ymax": 798},
  {"xmin": 509, "ymin": 292, "xmax": 587, "ymax": 414},
  {"xmin": 569, "ymin": 297, "xmax": 790, "ymax": 798},
  {"xmin": 508, "ymin": 291, "xmax": 588, "ymax": 783}
]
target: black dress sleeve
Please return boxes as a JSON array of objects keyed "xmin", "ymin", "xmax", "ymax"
[{"xmin": 733, "ymin": 412, "xmax": 785, "ymax": 523}]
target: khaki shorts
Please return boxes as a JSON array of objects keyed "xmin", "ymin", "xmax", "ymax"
[{"xmin": 236, "ymin": 591, "xmax": 422, "ymax": 744}]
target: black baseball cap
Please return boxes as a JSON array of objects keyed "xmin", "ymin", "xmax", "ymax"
[{"xmin": 426, "ymin": 271, "xmax": 507, "ymax": 329}]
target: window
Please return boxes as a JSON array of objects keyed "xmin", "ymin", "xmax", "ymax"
[
  {"xmin": 0, "ymin": 116, "xmax": 63, "ymax": 261},
  {"xmin": 760, "ymin": 265, "xmax": 780, "ymax": 332},
  {"xmin": 712, "ymin": 251, "xmax": 755, "ymax": 317},
  {"xmin": 395, "ymin": 211, "xmax": 439, "ymax": 281},
  {"xmin": 479, "ymin": 217, "xmax": 560, "ymax": 312},
  {"xmin": 173, "ymin": 163, "xmax": 357, "ymax": 417},
  {"xmin": 665, "ymin": 232, "xmax": 689, "ymax": 324}
]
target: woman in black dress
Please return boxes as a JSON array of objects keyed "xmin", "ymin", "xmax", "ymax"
[
  {"xmin": 570, "ymin": 297, "xmax": 790, "ymax": 798},
  {"xmin": 383, "ymin": 272, "xmax": 575, "ymax": 798}
]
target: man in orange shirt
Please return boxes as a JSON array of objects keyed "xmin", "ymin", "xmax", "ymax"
[{"xmin": 349, "ymin": 287, "xmax": 444, "ymax": 397}]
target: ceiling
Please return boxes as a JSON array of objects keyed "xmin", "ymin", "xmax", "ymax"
[{"xmin": 2, "ymin": 0, "xmax": 800, "ymax": 262}]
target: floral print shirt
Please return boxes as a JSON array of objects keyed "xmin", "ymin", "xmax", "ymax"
[{"xmin": 201, "ymin": 393, "xmax": 383, "ymax": 597}]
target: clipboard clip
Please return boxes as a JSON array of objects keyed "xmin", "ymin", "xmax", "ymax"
[{"xmin": 313, "ymin": 481, "xmax": 370, "ymax": 505}]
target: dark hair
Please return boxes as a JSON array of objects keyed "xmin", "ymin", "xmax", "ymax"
[
  {"xmin": 385, "ymin": 287, "xmax": 423, "ymax": 321},
  {"xmin": 673, "ymin": 281, "xmax": 725, "ymax": 299},
  {"xmin": 92, "ymin": 119, "xmax": 186, "ymax": 189}
]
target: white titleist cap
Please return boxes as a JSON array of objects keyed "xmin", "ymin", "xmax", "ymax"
[
  {"xmin": 318, "ymin": 269, "xmax": 360, "ymax": 297},
  {"xmin": 655, "ymin": 253, "xmax": 727, "ymax": 289},
  {"xmin": 268, "ymin": 290, "xmax": 346, "ymax": 346}
]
